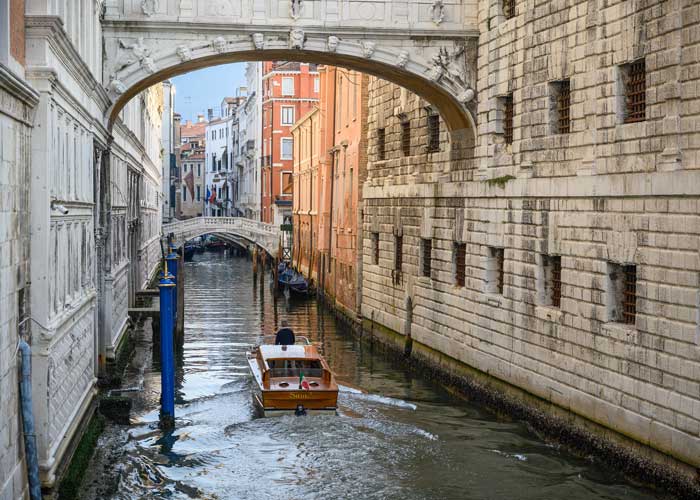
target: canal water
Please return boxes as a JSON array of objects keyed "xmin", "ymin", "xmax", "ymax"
[{"xmin": 82, "ymin": 251, "xmax": 666, "ymax": 500}]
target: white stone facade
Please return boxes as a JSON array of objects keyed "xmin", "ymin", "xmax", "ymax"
[
  {"xmin": 0, "ymin": 1, "xmax": 164, "ymax": 493},
  {"xmin": 361, "ymin": 0, "xmax": 700, "ymax": 478},
  {"xmin": 238, "ymin": 62, "xmax": 263, "ymax": 221}
]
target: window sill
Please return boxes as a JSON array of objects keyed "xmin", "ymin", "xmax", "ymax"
[
  {"xmin": 483, "ymin": 293, "xmax": 503, "ymax": 306},
  {"xmin": 602, "ymin": 321, "xmax": 638, "ymax": 342}
]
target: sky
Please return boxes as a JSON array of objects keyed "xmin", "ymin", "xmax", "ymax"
[{"xmin": 171, "ymin": 63, "xmax": 247, "ymax": 123}]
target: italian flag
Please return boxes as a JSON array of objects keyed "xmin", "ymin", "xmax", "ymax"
[{"xmin": 299, "ymin": 372, "xmax": 310, "ymax": 390}]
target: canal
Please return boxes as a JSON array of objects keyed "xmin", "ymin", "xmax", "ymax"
[{"xmin": 82, "ymin": 251, "xmax": 665, "ymax": 499}]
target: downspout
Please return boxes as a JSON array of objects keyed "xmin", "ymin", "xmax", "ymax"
[
  {"xmin": 18, "ymin": 339, "xmax": 42, "ymax": 500},
  {"xmin": 309, "ymin": 115, "xmax": 314, "ymax": 279},
  {"xmin": 327, "ymin": 68, "xmax": 337, "ymax": 300}
]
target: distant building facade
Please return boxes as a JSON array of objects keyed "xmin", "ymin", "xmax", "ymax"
[
  {"xmin": 261, "ymin": 62, "xmax": 319, "ymax": 226},
  {"xmin": 237, "ymin": 62, "xmax": 263, "ymax": 221},
  {"xmin": 176, "ymin": 117, "xmax": 207, "ymax": 219}
]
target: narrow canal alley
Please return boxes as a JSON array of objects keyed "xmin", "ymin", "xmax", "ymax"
[{"xmin": 81, "ymin": 252, "xmax": 665, "ymax": 500}]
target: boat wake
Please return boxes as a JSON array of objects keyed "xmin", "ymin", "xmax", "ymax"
[{"xmin": 338, "ymin": 385, "xmax": 417, "ymax": 410}]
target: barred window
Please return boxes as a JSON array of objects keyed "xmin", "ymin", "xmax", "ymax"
[
  {"xmin": 552, "ymin": 80, "xmax": 571, "ymax": 134},
  {"xmin": 487, "ymin": 247, "xmax": 505, "ymax": 295},
  {"xmin": 623, "ymin": 59, "xmax": 646, "ymax": 123},
  {"xmin": 401, "ymin": 121, "xmax": 411, "ymax": 157},
  {"xmin": 454, "ymin": 243, "xmax": 466, "ymax": 287},
  {"xmin": 421, "ymin": 239, "xmax": 432, "ymax": 278},
  {"xmin": 377, "ymin": 128, "xmax": 386, "ymax": 161},
  {"xmin": 503, "ymin": 95, "xmax": 514, "ymax": 145},
  {"xmin": 607, "ymin": 262, "xmax": 637, "ymax": 325},
  {"xmin": 428, "ymin": 114, "xmax": 440, "ymax": 153},
  {"xmin": 372, "ymin": 232, "xmax": 380, "ymax": 265},
  {"xmin": 395, "ymin": 235, "xmax": 403, "ymax": 273},
  {"xmin": 503, "ymin": 0, "xmax": 515, "ymax": 19}
]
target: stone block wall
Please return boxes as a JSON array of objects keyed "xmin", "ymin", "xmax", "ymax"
[{"xmin": 361, "ymin": 0, "xmax": 700, "ymax": 475}]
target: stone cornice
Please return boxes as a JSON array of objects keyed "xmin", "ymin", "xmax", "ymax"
[
  {"xmin": 25, "ymin": 15, "xmax": 111, "ymax": 112},
  {"xmin": 0, "ymin": 63, "xmax": 40, "ymax": 124}
]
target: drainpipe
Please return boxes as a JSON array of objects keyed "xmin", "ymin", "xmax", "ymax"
[{"xmin": 18, "ymin": 340, "xmax": 42, "ymax": 500}]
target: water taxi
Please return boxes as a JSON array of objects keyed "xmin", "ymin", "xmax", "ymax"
[{"xmin": 247, "ymin": 336, "xmax": 338, "ymax": 416}]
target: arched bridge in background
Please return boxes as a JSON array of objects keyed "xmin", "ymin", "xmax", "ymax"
[
  {"xmin": 163, "ymin": 217, "xmax": 281, "ymax": 258},
  {"xmin": 102, "ymin": 0, "xmax": 479, "ymax": 139}
]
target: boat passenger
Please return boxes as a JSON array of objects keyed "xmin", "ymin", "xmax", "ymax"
[{"xmin": 275, "ymin": 320, "xmax": 296, "ymax": 346}]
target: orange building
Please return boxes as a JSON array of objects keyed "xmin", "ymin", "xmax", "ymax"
[
  {"xmin": 292, "ymin": 67, "xmax": 369, "ymax": 318},
  {"xmin": 261, "ymin": 61, "xmax": 319, "ymax": 225}
]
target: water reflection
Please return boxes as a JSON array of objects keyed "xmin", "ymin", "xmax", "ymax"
[{"xmin": 102, "ymin": 252, "xmax": 663, "ymax": 500}]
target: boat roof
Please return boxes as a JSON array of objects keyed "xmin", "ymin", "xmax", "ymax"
[{"xmin": 259, "ymin": 344, "xmax": 321, "ymax": 360}]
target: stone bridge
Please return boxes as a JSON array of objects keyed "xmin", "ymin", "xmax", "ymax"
[
  {"xmin": 102, "ymin": 0, "xmax": 478, "ymax": 137},
  {"xmin": 163, "ymin": 217, "xmax": 281, "ymax": 257}
]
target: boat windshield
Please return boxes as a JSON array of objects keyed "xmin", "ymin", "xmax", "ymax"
[
  {"xmin": 267, "ymin": 359, "xmax": 324, "ymax": 378},
  {"xmin": 257, "ymin": 335, "xmax": 311, "ymax": 346}
]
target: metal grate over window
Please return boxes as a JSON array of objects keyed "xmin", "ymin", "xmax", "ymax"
[
  {"xmin": 372, "ymin": 232, "xmax": 379, "ymax": 265},
  {"xmin": 551, "ymin": 256, "xmax": 562, "ymax": 307},
  {"xmin": 395, "ymin": 235, "xmax": 403, "ymax": 272},
  {"xmin": 428, "ymin": 114, "xmax": 440, "ymax": 153},
  {"xmin": 401, "ymin": 121, "xmax": 411, "ymax": 157},
  {"xmin": 622, "ymin": 265, "xmax": 637, "ymax": 325},
  {"xmin": 503, "ymin": 0, "xmax": 515, "ymax": 19},
  {"xmin": 455, "ymin": 243, "xmax": 466, "ymax": 287},
  {"xmin": 377, "ymin": 128, "xmax": 386, "ymax": 161},
  {"xmin": 557, "ymin": 80, "xmax": 571, "ymax": 134},
  {"xmin": 422, "ymin": 239, "xmax": 432, "ymax": 278},
  {"xmin": 503, "ymin": 95, "xmax": 514, "ymax": 145},
  {"xmin": 625, "ymin": 59, "xmax": 646, "ymax": 123},
  {"xmin": 495, "ymin": 248, "xmax": 505, "ymax": 295}
]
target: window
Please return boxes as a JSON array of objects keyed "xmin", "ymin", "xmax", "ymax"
[
  {"xmin": 428, "ymin": 114, "xmax": 440, "ymax": 152},
  {"xmin": 394, "ymin": 235, "xmax": 403, "ymax": 273},
  {"xmin": 607, "ymin": 263, "xmax": 637, "ymax": 325},
  {"xmin": 622, "ymin": 59, "xmax": 646, "ymax": 123},
  {"xmin": 454, "ymin": 243, "xmax": 466, "ymax": 287},
  {"xmin": 281, "ymin": 138, "xmax": 293, "ymax": 160},
  {"xmin": 282, "ymin": 77, "xmax": 294, "ymax": 96},
  {"xmin": 372, "ymin": 232, "xmax": 380, "ymax": 265},
  {"xmin": 486, "ymin": 247, "xmax": 505, "ymax": 295},
  {"xmin": 183, "ymin": 163, "xmax": 187, "ymax": 173},
  {"xmin": 182, "ymin": 189, "xmax": 187, "ymax": 201},
  {"xmin": 503, "ymin": 95, "xmax": 514, "ymax": 145},
  {"xmin": 196, "ymin": 185, "xmax": 201, "ymax": 201},
  {"xmin": 281, "ymin": 106, "xmax": 295, "ymax": 126},
  {"xmin": 197, "ymin": 164, "xmax": 201, "ymax": 176},
  {"xmin": 211, "ymin": 154, "xmax": 216, "ymax": 172},
  {"xmin": 401, "ymin": 121, "xmax": 411, "ymax": 156},
  {"xmin": 503, "ymin": 0, "xmax": 515, "ymax": 19},
  {"xmin": 539, "ymin": 255, "xmax": 562, "ymax": 307},
  {"xmin": 550, "ymin": 80, "xmax": 571, "ymax": 134},
  {"xmin": 377, "ymin": 128, "xmax": 386, "ymax": 161},
  {"xmin": 314, "ymin": 77, "xmax": 320, "ymax": 93},
  {"xmin": 421, "ymin": 239, "xmax": 432, "ymax": 278},
  {"xmin": 282, "ymin": 172, "xmax": 293, "ymax": 195}
]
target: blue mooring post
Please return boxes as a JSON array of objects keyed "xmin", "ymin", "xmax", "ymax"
[
  {"xmin": 166, "ymin": 249, "xmax": 178, "ymax": 323},
  {"xmin": 159, "ymin": 269, "xmax": 176, "ymax": 429}
]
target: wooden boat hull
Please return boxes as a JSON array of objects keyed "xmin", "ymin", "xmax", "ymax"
[{"xmin": 252, "ymin": 392, "xmax": 337, "ymax": 417}]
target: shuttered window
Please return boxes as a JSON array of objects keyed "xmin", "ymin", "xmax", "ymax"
[
  {"xmin": 395, "ymin": 235, "xmax": 403, "ymax": 272},
  {"xmin": 455, "ymin": 243, "xmax": 466, "ymax": 287},
  {"xmin": 556, "ymin": 80, "xmax": 571, "ymax": 134},
  {"xmin": 401, "ymin": 121, "xmax": 411, "ymax": 156},
  {"xmin": 503, "ymin": 0, "xmax": 515, "ymax": 19},
  {"xmin": 622, "ymin": 265, "xmax": 637, "ymax": 325},
  {"xmin": 377, "ymin": 128, "xmax": 386, "ymax": 161},
  {"xmin": 503, "ymin": 95, "xmax": 514, "ymax": 145},
  {"xmin": 624, "ymin": 59, "xmax": 646, "ymax": 123},
  {"xmin": 550, "ymin": 256, "xmax": 562, "ymax": 307},
  {"xmin": 372, "ymin": 232, "xmax": 379, "ymax": 265},
  {"xmin": 422, "ymin": 239, "xmax": 432, "ymax": 278},
  {"xmin": 428, "ymin": 114, "xmax": 440, "ymax": 152}
]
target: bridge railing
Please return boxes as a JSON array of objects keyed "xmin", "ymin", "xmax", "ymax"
[{"xmin": 163, "ymin": 217, "xmax": 280, "ymax": 241}]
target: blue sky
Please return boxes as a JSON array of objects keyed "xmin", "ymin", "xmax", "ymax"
[{"xmin": 171, "ymin": 63, "xmax": 247, "ymax": 122}]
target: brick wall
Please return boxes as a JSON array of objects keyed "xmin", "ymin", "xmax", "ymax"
[
  {"xmin": 10, "ymin": 0, "xmax": 25, "ymax": 66},
  {"xmin": 362, "ymin": 0, "xmax": 700, "ymax": 474}
]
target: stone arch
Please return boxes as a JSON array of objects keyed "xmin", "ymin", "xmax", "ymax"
[{"xmin": 104, "ymin": 36, "xmax": 477, "ymax": 139}]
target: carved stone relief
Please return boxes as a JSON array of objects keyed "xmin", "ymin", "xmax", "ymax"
[
  {"xmin": 141, "ymin": 0, "xmax": 157, "ymax": 16},
  {"xmin": 430, "ymin": 0, "xmax": 445, "ymax": 26},
  {"xmin": 361, "ymin": 41, "xmax": 376, "ymax": 58},
  {"xmin": 252, "ymin": 33, "xmax": 265, "ymax": 50},
  {"xmin": 212, "ymin": 37, "xmax": 227, "ymax": 53},
  {"xmin": 396, "ymin": 50, "xmax": 409, "ymax": 68},
  {"xmin": 176, "ymin": 45, "xmax": 192, "ymax": 62},
  {"xmin": 289, "ymin": 29, "xmax": 305, "ymax": 50},
  {"xmin": 327, "ymin": 36, "xmax": 340, "ymax": 52},
  {"xmin": 290, "ymin": 0, "xmax": 303, "ymax": 20}
]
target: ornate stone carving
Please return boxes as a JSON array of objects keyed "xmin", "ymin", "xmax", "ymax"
[
  {"xmin": 458, "ymin": 88, "xmax": 475, "ymax": 103},
  {"xmin": 361, "ymin": 41, "xmax": 376, "ymax": 59},
  {"xmin": 290, "ymin": 0, "xmax": 303, "ymax": 20},
  {"xmin": 176, "ymin": 45, "xmax": 192, "ymax": 62},
  {"xmin": 108, "ymin": 76, "xmax": 126, "ymax": 94},
  {"xmin": 327, "ymin": 36, "xmax": 340, "ymax": 52},
  {"xmin": 116, "ymin": 37, "xmax": 151, "ymax": 72},
  {"xmin": 212, "ymin": 37, "xmax": 227, "ymax": 53},
  {"xmin": 141, "ymin": 0, "xmax": 157, "ymax": 16},
  {"xmin": 430, "ymin": 0, "xmax": 445, "ymax": 26},
  {"xmin": 289, "ymin": 29, "xmax": 305, "ymax": 50},
  {"xmin": 252, "ymin": 33, "xmax": 265, "ymax": 50},
  {"xmin": 396, "ymin": 50, "xmax": 409, "ymax": 68},
  {"xmin": 141, "ymin": 56, "xmax": 157, "ymax": 74},
  {"xmin": 428, "ymin": 46, "xmax": 469, "ymax": 86}
]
